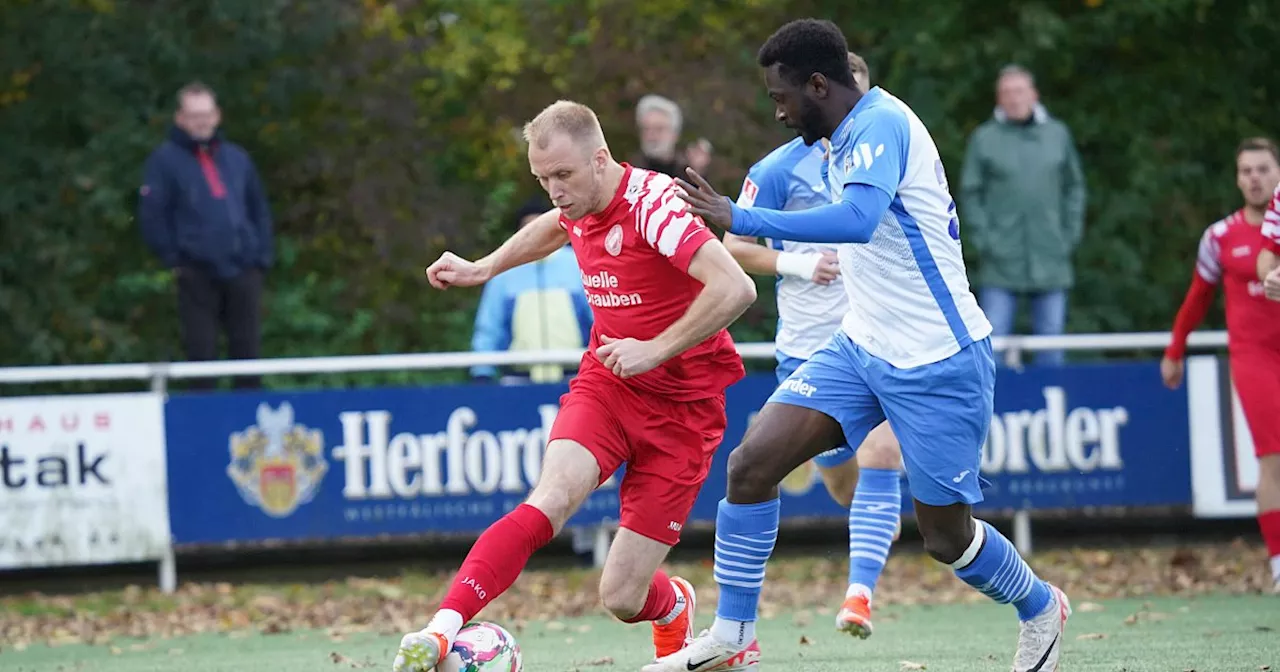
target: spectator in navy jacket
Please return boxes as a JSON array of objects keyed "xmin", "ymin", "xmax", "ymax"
[{"xmin": 139, "ymin": 82, "xmax": 273, "ymax": 390}]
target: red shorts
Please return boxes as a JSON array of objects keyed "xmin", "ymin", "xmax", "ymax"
[
  {"xmin": 1230, "ymin": 347, "xmax": 1280, "ymax": 457},
  {"xmin": 547, "ymin": 369, "xmax": 727, "ymax": 545}
]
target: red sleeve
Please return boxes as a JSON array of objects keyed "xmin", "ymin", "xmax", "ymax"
[
  {"xmin": 636, "ymin": 191, "xmax": 716, "ymax": 274},
  {"xmin": 1165, "ymin": 273, "xmax": 1216, "ymax": 360}
]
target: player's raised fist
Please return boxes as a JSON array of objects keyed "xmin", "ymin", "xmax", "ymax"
[
  {"xmin": 425, "ymin": 251, "xmax": 490, "ymax": 290},
  {"xmin": 675, "ymin": 168, "xmax": 733, "ymax": 230},
  {"xmin": 813, "ymin": 251, "xmax": 840, "ymax": 285},
  {"xmin": 596, "ymin": 334, "xmax": 664, "ymax": 379}
]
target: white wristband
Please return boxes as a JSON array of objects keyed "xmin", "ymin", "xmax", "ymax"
[{"xmin": 775, "ymin": 251, "xmax": 822, "ymax": 280}]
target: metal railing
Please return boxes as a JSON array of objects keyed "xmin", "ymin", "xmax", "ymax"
[{"xmin": 0, "ymin": 331, "xmax": 1231, "ymax": 390}]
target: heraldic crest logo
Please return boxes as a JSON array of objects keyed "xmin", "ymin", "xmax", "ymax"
[{"xmin": 227, "ymin": 402, "xmax": 327, "ymax": 518}]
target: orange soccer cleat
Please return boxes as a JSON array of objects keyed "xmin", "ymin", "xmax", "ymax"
[
  {"xmin": 835, "ymin": 591, "xmax": 874, "ymax": 639},
  {"xmin": 652, "ymin": 577, "xmax": 697, "ymax": 658}
]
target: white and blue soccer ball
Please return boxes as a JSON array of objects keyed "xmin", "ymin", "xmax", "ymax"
[{"xmin": 438, "ymin": 622, "xmax": 523, "ymax": 672}]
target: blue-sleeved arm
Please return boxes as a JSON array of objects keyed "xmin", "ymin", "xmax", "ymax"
[
  {"xmin": 727, "ymin": 183, "xmax": 891, "ymax": 243},
  {"xmin": 469, "ymin": 276, "xmax": 512, "ymax": 379},
  {"xmin": 736, "ymin": 161, "xmax": 788, "ymax": 211}
]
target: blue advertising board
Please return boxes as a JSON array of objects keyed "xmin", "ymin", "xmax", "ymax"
[
  {"xmin": 164, "ymin": 383, "xmax": 620, "ymax": 544},
  {"xmin": 165, "ymin": 361, "xmax": 1192, "ymax": 545}
]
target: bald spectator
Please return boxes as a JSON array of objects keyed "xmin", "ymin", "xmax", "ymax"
[{"xmin": 630, "ymin": 94, "xmax": 713, "ymax": 178}]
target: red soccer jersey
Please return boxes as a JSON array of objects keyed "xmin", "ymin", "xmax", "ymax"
[
  {"xmin": 559, "ymin": 164, "xmax": 745, "ymax": 401},
  {"xmin": 1263, "ymin": 183, "xmax": 1280, "ymax": 255},
  {"xmin": 1191, "ymin": 210, "xmax": 1280, "ymax": 352}
]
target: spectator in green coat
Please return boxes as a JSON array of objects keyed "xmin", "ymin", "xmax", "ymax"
[{"xmin": 960, "ymin": 64, "xmax": 1086, "ymax": 366}]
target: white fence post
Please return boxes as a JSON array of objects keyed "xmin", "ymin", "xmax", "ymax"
[{"xmin": 1012, "ymin": 508, "xmax": 1033, "ymax": 556}]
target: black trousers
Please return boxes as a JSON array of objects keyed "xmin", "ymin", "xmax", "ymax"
[{"xmin": 176, "ymin": 266, "xmax": 263, "ymax": 390}]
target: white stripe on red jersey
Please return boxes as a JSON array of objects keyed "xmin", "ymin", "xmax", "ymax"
[
  {"xmin": 1195, "ymin": 219, "xmax": 1227, "ymax": 283},
  {"xmin": 1263, "ymin": 183, "xmax": 1280, "ymax": 253}
]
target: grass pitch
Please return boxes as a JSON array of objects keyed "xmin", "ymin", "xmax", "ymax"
[{"xmin": 3, "ymin": 594, "xmax": 1276, "ymax": 672}]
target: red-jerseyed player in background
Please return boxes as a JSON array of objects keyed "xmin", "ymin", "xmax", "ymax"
[
  {"xmin": 394, "ymin": 101, "xmax": 757, "ymax": 672},
  {"xmin": 1162, "ymin": 137, "xmax": 1280, "ymax": 593},
  {"xmin": 1258, "ymin": 182, "xmax": 1280, "ymax": 300}
]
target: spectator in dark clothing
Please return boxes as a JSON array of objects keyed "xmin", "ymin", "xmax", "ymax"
[
  {"xmin": 138, "ymin": 82, "xmax": 274, "ymax": 389},
  {"xmin": 629, "ymin": 94, "xmax": 713, "ymax": 178}
]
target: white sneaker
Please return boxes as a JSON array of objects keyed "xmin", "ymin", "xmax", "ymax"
[
  {"xmin": 1012, "ymin": 584, "xmax": 1071, "ymax": 672},
  {"xmin": 640, "ymin": 629, "xmax": 761, "ymax": 672},
  {"xmin": 393, "ymin": 629, "xmax": 448, "ymax": 672}
]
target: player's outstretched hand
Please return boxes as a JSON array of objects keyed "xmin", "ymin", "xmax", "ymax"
[
  {"xmin": 425, "ymin": 251, "xmax": 490, "ymax": 290},
  {"xmin": 813, "ymin": 251, "xmax": 840, "ymax": 285},
  {"xmin": 1265, "ymin": 266, "xmax": 1280, "ymax": 301},
  {"xmin": 596, "ymin": 335, "xmax": 663, "ymax": 379},
  {"xmin": 1159, "ymin": 356, "xmax": 1184, "ymax": 390},
  {"xmin": 675, "ymin": 168, "xmax": 733, "ymax": 230}
]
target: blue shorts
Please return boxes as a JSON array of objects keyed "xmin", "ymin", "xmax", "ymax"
[
  {"xmin": 770, "ymin": 332, "xmax": 995, "ymax": 506},
  {"xmin": 776, "ymin": 353, "xmax": 855, "ymax": 468}
]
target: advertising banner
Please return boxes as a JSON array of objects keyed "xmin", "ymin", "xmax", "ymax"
[
  {"xmin": 1187, "ymin": 355, "xmax": 1261, "ymax": 518},
  {"xmin": 166, "ymin": 360, "xmax": 1192, "ymax": 545},
  {"xmin": 164, "ymin": 384, "xmax": 618, "ymax": 544},
  {"xmin": 0, "ymin": 393, "xmax": 171, "ymax": 569}
]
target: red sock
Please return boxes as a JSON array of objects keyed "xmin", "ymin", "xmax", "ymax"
[
  {"xmin": 1259, "ymin": 510, "xmax": 1280, "ymax": 557},
  {"xmin": 620, "ymin": 569, "xmax": 677, "ymax": 623},
  {"xmin": 439, "ymin": 504, "xmax": 554, "ymax": 622}
]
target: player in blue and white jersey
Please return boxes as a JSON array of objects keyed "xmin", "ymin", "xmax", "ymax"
[
  {"xmin": 652, "ymin": 19, "xmax": 1070, "ymax": 672},
  {"xmin": 721, "ymin": 51, "xmax": 905, "ymax": 641}
]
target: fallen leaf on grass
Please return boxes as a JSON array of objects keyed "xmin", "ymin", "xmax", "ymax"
[
  {"xmin": 1076, "ymin": 601, "xmax": 1105, "ymax": 612},
  {"xmin": 799, "ymin": 635, "xmax": 812, "ymax": 645},
  {"xmin": 329, "ymin": 652, "xmax": 375, "ymax": 668},
  {"xmin": 1076, "ymin": 633, "xmax": 1107, "ymax": 640},
  {"xmin": 899, "ymin": 661, "xmax": 926, "ymax": 671},
  {"xmin": 580, "ymin": 657, "xmax": 613, "ymax": 666}
]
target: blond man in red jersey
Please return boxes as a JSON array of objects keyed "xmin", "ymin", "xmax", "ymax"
[{"xmin": 396, "ymin": 101, "xmax": 757, "ymax": 672}]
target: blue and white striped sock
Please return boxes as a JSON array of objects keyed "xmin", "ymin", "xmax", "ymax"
[
  {"xmin": 952, "ymin": 520, "xmax": 1052, "ymax": 621},
  {"xmin": 846, "ymin": 468, "xmax": 901, "ymax": 597},
  {"xmin": 710, "ymin": 498, "xmax": 780, "ymax": 646}
]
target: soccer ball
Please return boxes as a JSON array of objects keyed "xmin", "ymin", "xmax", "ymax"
[{"xmin": 438, "ymin": 621, "xmax": 523, "ymax": 672}]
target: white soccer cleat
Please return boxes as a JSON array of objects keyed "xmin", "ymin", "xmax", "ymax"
[
  {"xmin": 1013, "ymin": 584, "xmax": 1071, "ymax": 672},
  {"xmin": 640, "ymin": 629, "xmax": 760, "ymax": 672},
  {"xmin": 392, "ymin": 629, "xmax": 448, "ymax": 672}
]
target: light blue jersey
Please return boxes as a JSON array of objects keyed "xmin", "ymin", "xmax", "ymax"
[
  {"xmin": 735, "ymin": 137, "xmax": 848, "ymax": 361},
  {"xmin": 728, "ymin": 87, "xmax": 997, "ymax": 505},
  {"xmin": 825, "ymin": 88, "xmax": 991, "ymax": 367}
]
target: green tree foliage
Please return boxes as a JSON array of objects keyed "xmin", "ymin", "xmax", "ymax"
[{"xmin": 1, "ymin": 0, "xmax": 1274, "ymax": 387}]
